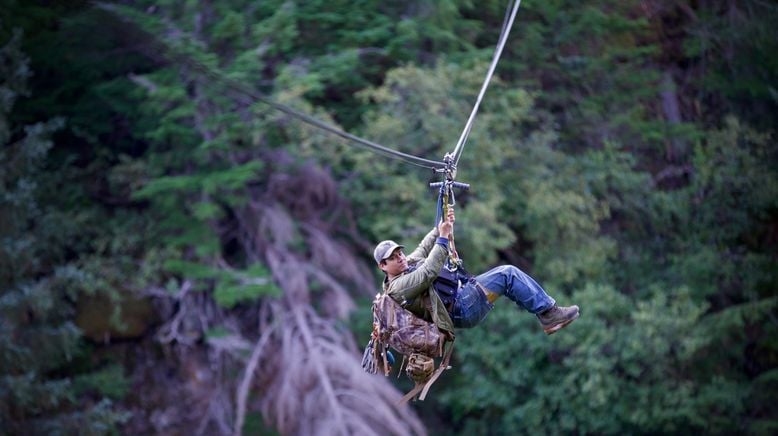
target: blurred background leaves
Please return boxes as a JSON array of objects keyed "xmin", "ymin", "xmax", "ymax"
[{"xmin": 1, "ymin": 0, "xmax": 776, "ymax": 434}]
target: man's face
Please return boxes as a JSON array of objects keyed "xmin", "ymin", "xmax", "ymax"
[{"xmin": 380, "ymin": 248, "xmax": 407, "ymax": 277}]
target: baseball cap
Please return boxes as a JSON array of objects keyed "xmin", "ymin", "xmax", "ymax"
[{"xmin": 373, "ymin": 240, "xmax": 405, "ymax": 264}]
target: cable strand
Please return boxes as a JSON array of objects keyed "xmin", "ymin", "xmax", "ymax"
[
  {"xmin": 451, "ymin": 0, "xmax": 523, "ymax": 166},
  {"xmin": 99, "ymin": 3, "xmax": 446, "ymax": 171}
]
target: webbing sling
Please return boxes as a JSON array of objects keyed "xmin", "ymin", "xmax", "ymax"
[{"xmin": 398, "ymin": 341, "xmax": 455, "ymax": 404}]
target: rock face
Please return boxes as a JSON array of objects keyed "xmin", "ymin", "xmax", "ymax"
[{"xmin": 76, "ymin": 293, "xmax": 157, "ymax": 342}]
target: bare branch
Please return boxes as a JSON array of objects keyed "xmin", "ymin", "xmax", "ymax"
[
  {"xmin": 127, "ymin": 73, "xmax": 158, "ymax": 94},
  {"xmin": 233, "ymin": 318, "xmax": 279, "ymax": 436}
]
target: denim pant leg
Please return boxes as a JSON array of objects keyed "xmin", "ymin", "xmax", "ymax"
[
  {"xmin": 451, "ymin": 283, "xmax": 493, "ymax": 329},
  {"xmin": 475, "ymin": 265, "xmax": 555, "ymax": 314}
]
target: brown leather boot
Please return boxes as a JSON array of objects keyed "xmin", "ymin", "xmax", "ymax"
[{"xmin": 537, "ymin": 304, "xmax": 580, "ymax": 334}]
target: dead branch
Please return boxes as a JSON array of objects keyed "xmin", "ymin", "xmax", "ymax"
[
  {"xmin": 156, "ymin": 280, "xmax": 196, "ymax": 345},
  {"xmin": 135, "ymin": 65, "xmax": 427, "ymax": 432},
  {"xmin": 127, "ymin": 73, "xmax": 158, "ymax": 94},
  {"xmin": 233, "ymin": 317, "xmax": 280, "ymax": 436}
]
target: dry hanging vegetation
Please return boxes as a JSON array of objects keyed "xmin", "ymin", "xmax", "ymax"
[
  {"xmin": 108, "ymin": 31, "xmax": 430, "ymax": 430},
  {"xmin": 232, "ymin": 165, "xmax": 426, "ymax": 435},
  {"xmin": 138, "ymin": 159, "xmax": 426, "ymax": 435}
]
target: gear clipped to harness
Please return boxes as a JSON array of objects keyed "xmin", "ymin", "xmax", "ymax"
[{"xmin": 361, "ymin": 292, "xmax": 454, "ymax": 403}]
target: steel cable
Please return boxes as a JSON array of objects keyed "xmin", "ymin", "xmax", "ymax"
[
  {"xmin": 451, "ymin": 0, "xmax": 523, "ymax": 166},
  {"xmin": 98, "ymin": 3, "xmax": 446, "ymax": 171}
]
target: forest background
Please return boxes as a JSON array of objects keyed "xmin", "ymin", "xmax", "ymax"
[{"xmin": 2, "ymin": 0, "xmax": 777, "ymax": 434}]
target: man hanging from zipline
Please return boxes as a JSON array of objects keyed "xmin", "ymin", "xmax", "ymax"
[{"xmin": 373, "ymin": 205, "xmax": 579, "ymax": 335}]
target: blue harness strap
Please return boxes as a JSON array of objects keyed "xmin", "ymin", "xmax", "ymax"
[{"xmin": 434, "ymin": 183, "xmax": 446, "ymax": 228}]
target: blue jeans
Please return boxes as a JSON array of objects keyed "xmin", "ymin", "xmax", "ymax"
[{"xmin": 450, "ymin": 265, "xmax": 556, "ymax": 328}]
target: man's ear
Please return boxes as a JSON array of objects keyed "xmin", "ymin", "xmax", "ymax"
[{"xmin": 378, "ymin": 261, "xmax": 386, "ymax": 272}]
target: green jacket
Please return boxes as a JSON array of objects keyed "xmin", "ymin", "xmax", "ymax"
[{"xmin": 383, "ymin": 228, "xmax": 455, "ymax": 336}]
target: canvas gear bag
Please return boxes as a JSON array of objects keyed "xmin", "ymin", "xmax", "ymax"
[{"xmin": 361, "ymin": 292, "xmax": 454, "ymax": 403}]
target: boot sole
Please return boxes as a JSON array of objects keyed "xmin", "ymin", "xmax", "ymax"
[{"xmin": 543, "ymin": 311, "xmax": 580, "ymax": 335}]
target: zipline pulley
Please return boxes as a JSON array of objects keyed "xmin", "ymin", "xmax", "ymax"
[{"xmin": 430, "ymin": 151, "xmax": 470, "ymax": 270}]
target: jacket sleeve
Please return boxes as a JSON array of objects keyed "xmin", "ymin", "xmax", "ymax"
[
  {"xmin": 387, "ymin": 240, "xmax": 448, "ymax": 304},
  {"xmin": 406, "ymin": 227, "xmax": 439, "ymax": 264}
]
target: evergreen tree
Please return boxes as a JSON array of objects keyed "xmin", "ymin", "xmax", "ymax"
[
  {"xmin": 0, "ymin": 29, "xmax": 127, "ymax": 435},
  {"xmin": 2, "ymin": 1, "xmax": 776, "ymax": 434}
]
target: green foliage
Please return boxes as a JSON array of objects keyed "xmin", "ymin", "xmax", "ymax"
[
  {"xmin": 0, "ymin": 29, "xmax": 127, "ymax": 434},
  {"xmin": 133, "ymin": 161, "xmax": 264, "ymax": 199},
  {"xmin": 683, "ymin": 1, "xmax": 778, "ymax": 130},
  {"xmin": 514, "ymin": 140, "xmax": 617, "ymax": 289},
  {"xmin": 441, "ymin": 284, "xmax": 753, "ymax": 434},
  {"xmin": 214, "ymin": 281, "xmax": 279, "ymax": 309},
  {"xmin": 503, "ymin": 0, "xmax": 670, "ymax": 153},
  {"xmin": 241, "ymin": 411, "xmax": 281, "ymax": 436},
  {"xmin": 73, "ymin": 364, "xmax": 130, "ymax": 400},
  {"xmin": 310, "ymin": 60, "xmax": 534, "ymax": 271},
  {"xmin": 4, "ymin": 0, "xmax": 778, "ymax": 434},
  {"xmin": 163, "ymin": 259, "xmax": 280, "ymax": 308}
]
